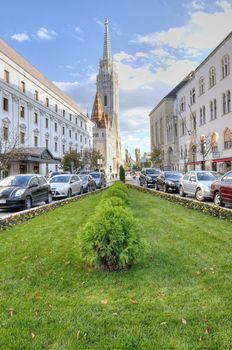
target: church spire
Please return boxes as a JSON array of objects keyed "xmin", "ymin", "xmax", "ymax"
[{"xmin": 103, "ymin": 18, "xmax": 112, "ymax": 60}]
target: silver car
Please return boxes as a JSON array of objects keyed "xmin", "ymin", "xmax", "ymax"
[
  {"xmin": 49, "ymin": 174, "xmax": 83, "ymax": 198},
  {"xmin": 179, "ymin": 170, "xmax": 217, "ymax": 201}
]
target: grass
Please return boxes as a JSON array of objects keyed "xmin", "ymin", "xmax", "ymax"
[{"xmin": 0, "ymin": 188, "xmax": 231, "ymax": 349}]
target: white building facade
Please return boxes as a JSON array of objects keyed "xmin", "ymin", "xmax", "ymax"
[
  {"xmin": 178, "ymin": 32, "xmax": 232, "ymax": 173},
  {"xmin": 150, "ymin": 32, "xmax": 232, "ymax": 174},
  {"xmin": 0, "ymin": 38, "xmax": 93, "ymax": 176}
]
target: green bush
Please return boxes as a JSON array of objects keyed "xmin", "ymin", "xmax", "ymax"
[
  {"xmin": 112, "ymin": 181, "xmax": 129, "ymax": 194},
  {"xmin": 79, "ymin": 205, "xmax": 143, "ymax": 270},
  {"xmin": 103, "ymin": 187, "xmax": 129, "ymax": 204},
  {"xmin": 119, "ymin": 165, "xmax": 125, "ymax": 183},
  {"xmin": 99, "ymin": 196, "xmax": 125, "ymax": 208}
]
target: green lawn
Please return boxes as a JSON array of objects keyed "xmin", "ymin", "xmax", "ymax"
[{"xmin": 0, "ymin": 189, "xmax": 231, "ymax": 349}]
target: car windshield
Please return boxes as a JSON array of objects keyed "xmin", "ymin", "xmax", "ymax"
[
  {"xmin": 90, "ymin": 173, "xmax": 100, "ymax": 179},
  {"xmin": 0, "ymin": 175, "xmax": 31, "ymax": 187},
  {"xmin": 146, "ymin": 169, "xmax": 160, "ymax": 175},
  {"xmin": 165, "ymin": 172, "xmax": 182, "ymax": 179},
  {"xmin": 197, "ymin": 172, "xmax": 216, "ymax": 181},
  {"xmin": 49, "ymin": 176, "xmax": 70, "ymax": 183},
  {"xmin": 79, "ymin": 175, "xmax": 88, "ymax": 181}
]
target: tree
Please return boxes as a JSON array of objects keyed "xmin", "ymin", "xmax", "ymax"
[
  {"xmin": 150, "ymin": 145, "xmax": 162, "ymax": 167},
  {"xmin": 61, "ymin": 150, "xmax": 82, "ymax": 172},
  {"xmin": 124, "ymin": 149, "xmax": 131, "ymax": 171},
  {"xmin": 135, "ymin": 148, "xmax": 141, "ymax": 170},
  {"xmin": 82, "ymin": 148, "xmax": 104, "ymax": 170},
  {"xmin": 199, "ymin": 134, "xmax": 213, "ymax": 170},
  {"xmin": 119, "ymin": 165, "xmax": 125, "ymax": 183},
  {"xmin": 0, "ymin": 130, "xmax": 23, "ymax": 178}
]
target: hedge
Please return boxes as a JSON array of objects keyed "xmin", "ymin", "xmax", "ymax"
[{"xmin": 126, "ymin": 184, "xmax": 232, "ymax": 223}]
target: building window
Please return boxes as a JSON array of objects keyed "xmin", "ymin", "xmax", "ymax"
[
  {"xmin": 203, "ymin": 106, "xmax": 205, "ymax": 124},
  {"xmin": 214, "ymin": 99, "xmax": 217, "ymax": 119},
  {"xmin": 20, "ymin": 131, "xmax": 25, "ymax": 144},
  {"xmin": 34, "ymin": 112, "xmax": 38, "ymax": 124},
  {"xmin": 85, "ymin": 137, "xmax": 87, "ymax": 144},
  {"xmin": 20, "ymin": 106, "xmax": 25, "ymax": 118},
  {"xmin": 69, "ymin": 130, "xmax": 72, "ymax": 138},
  {"xmin": 190, "ymin": 88, "xmax": 196, "ymax": 105},
  {"xmin": 63, "ymin": 144, "xmax": 65, "ymax": 154},
  {"xmin": 227, "ymin": 90, "xmax": 231, "ymax": 113},
  {"xmin": 75, "ymin": 133, "xmax": 77, "ymax": 141},
  {"xmin": 104, "ymin": 95, "xmax": 107, "ymax": 106},
  {"xmin": 21, "ymin": 81, "xmax": 26, "ymax": 93},
  {"xmin": 199, "ymin": 77, "xmax": 205, "ymax": 95},
  {"xmin": 224, "ymin": 128, "xmax": 232, "ymax": 149},
  {"xmin": 45, "ymin": 139, "xmax": 49, "ymax": 148},
  {"xmin": 45, "ymin": 118, "xmax": 49, "ymax": 129},
  {"xmin": 180, "ymin": 97, "xmax": 185, "ymax": 112},
  {"xmin": 223, "ymin": 93, "xmax": 227, "ymax": 114},
  {"xmin": 63, "ymin": 109, "xmax": 65, "ymax": 117},
  {"xmin": 192, "ymin": 113, "xmax": 196, "ymax": 130},
  {"xmin": 209, "ymin": 67, "xmax": 216, "ymax": 87},
  {"xmin": 69, "ymin": 146, "xmax": 72, "ymax": 152},
  {"xmin": 81, "ymin": 121, "xmax": 83, "ymax": 128},
  {"xmin": 3, "ymin": 97, "xmax": 8, "ymax": 111},
  {"xmin": 3, "ymin": 126, "xmax": 8, "ymax": 141},
  {"xmin": 4, "ymin": 70, "xmax": 9, "ymax": 83},
  {"xmin": 75, "ymin": 117, "xmax": 77, "ymax": 125},
  {"xmin": 80, "ymin": 135, "xmax": 83, "ymax": 143},
  {"xmin": 54, "ymin": 122, "xmax": 57, "ymax": 132},
  {"xmin": 210, "ymin": 101, "xmax": 213, "ymax": 120},
  {"xmin": 62, "ymin": 126, "xmax": 65, "ymax": 135},
  {"xmin": 35, "ymin": 90, "xmax": 39, "ymax": 101},
  {"xmin": 221, "ymin": 55, "xmax": 230, "ymax": 78},
  {"xmin": 199, "ymin": 107, "xmax": 205, "ymax": 125},
  {"xmin": 55, "ymin": 142, "xmax": 58, "ymax": 152},
  {"xmin": 55, "ymin": 104, "xmax": 58, "ymax": 112},
  {"xmin": 34, "ymin": 135, "xmax": 38, "ymax": 147},
  {"xmin": 46, "ymin": 98, "xmax": 49, "ymax": 107},
  {"xmin": 69, "ymin": 114, "xmax": 72, "ymax": 121}
]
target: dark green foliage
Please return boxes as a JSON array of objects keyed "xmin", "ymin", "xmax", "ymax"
[
  {"xmin": 79, "ymin": 204, "xmax": 143, "ymax": 269},
  {"xmin": 119, "ymin": 165, "xmax": 125, "ymax": 183},
  {"xmin": 99, "ymin": 196, "xmax": 125, "ymax": 208}
]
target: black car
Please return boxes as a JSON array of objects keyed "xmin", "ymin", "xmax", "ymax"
[
  {"xmin": 139, "ymin": 168, "xmax": 161, "ymax": 187},
  {"xmin": 89, "ymin": 172, "xmax": 107, "ymax": 189},
  {"xmin": 155, "ymin": 171, "xmax": 183, "ymax": 192},
  {"xmin": 0, "ymin": 174, "xmax": 52, "ymax": 210},
  {"xmin": 79, "ymin": 174, "xmax": 97, "ymax": 193}
]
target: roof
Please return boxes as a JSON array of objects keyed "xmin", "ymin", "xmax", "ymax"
[
  {"xmin": 20, "ymin": 147, "xmax": 61, "ymax": 163},
  {"xmin": 0, "ymin": 38, "xmax": 82, "ymax": 114}
]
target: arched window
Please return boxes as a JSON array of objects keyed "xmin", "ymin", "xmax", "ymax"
[
  {"xmin": 199, "ymin": 77, "xmax": 205, "ymax": 95},
  {"xmin": 224, "ymin": 128, "xmax": 232, "ymax": 149},
  {"xmin": 209, "ymin": 66, "xmax": 216, "ymax": 87},
  {"xmin": 227, "ymin": 90, "xmax": 231, "ymax": 113},
  {"xmin": 221, "ymin": 55, "xmax": 230, "ymax": 78},
  {"xmin": 222, "ymin": 93, "xmax": 227, "ymax": 114},
  {"xmin": 211, "ymin": 132, "xmax": 219, "ymax": 152},
  {"xmin": 210, "ymin": 101, "xmax": 213, "ymax": 120}
]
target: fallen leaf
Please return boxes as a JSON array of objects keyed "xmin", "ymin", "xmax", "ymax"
[
  {"xmin": 8, "ymin": 308, "xmax": 14, "ymax": 317},
  {"xmin": 160, "ymin": 322, "xmax": 167, "ymax": 326},
  {"xmin": 112, "ymin": 312, "xmax": 118, "ymax": 316},
  {"xmin": 76, "ymin": 330, "xmax": 80, "ymax": 338},
  {"xmin": 205, "ymin": 328, "xmax": 210, "ymax": 335},
  {"xmin": 22, "ymin": 256, "xmax": 30, "ymax": 261},
  {"xmin": 101, "ymin": 299, "xmax": 108, "ymax": 305},
  {"xmin": 130, "ymin": 298, "xmax": 139, "ymax": 304},
  {"xmin": 31, "ymin": 333, "xmax": 35, "ymax": 339},
  {"xmin": 181, "ymin": 318, "xmax": 187, "ymax": 325}
]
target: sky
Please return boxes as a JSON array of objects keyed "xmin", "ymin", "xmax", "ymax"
[{"xmin": 1, "ymin": 0, "xmax": 232, "ymax": 160}]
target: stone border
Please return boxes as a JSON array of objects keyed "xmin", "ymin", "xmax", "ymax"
[
  {"xmin": 0, "ymin": 189, "xmax": 106, "ymax": 232},
  {"xmin": 127, "ymin": 183, "xmax": 232, "ymax": 223}
]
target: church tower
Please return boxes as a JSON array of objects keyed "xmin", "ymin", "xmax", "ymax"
[{"xmin": 93, "ymin": 18, "xmax": 122, "ymax": 174}]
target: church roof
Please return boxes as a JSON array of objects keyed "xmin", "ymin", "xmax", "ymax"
[
  {"xmin": 0, "ymin": 38, "xmax": 82, "ymax": 114},
  {"xmin": 91, "ymin": 92, "xmax": 110, "ymax": 129}
]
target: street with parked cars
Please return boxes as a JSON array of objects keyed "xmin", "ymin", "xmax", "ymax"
[{"xmin": 0, "ymin": 170, "xmax": 107, "ymax": 218}]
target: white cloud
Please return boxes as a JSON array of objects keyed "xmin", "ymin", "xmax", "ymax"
[
  {"xmin": 191, "ymin": 0, "xmax": 205, "ymax": 10},
  {"xmin": 216, "ymin": 0, "xmax": 232, "ymax": 11},
  {"xmin": 74, "ymin": 27, "xmax": 82, "ymax": 33},
  {"xmin": 150, "ymin": 48, "xmax": 170, "ymax": 57},
  {"xmin": 93, "ymin": 18, "xmax": 104, "ymax": 29},
  {"xmin": 36, "ymin": 27, "xmax": 57, "ymax": 40},
  {"xmin": 11, "ymin": 32, "xmax": 30, "ymax": 42},
  {"xmin": 114, "ymin": 51, "xmax": 135, "ymax": 63},
  {"xmin": 65, "ymin": 65, "xmax": 73, "ymax": 70}
]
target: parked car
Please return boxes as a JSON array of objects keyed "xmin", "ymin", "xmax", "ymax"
[
  {"xmin": 0, "ymin": 174, "xmax": 52, "ymax": 210},
  {"xmin": 48, "ymin": 174, "xmax": 83, "ymax": 198},
  {"xmin": 211, "ymin": 170, "xmax": 232, "ymax": 206},
  {"xmin": 79, "ymin": 174, "xmax": 96, "ymax": 193},
  {"xmin": 139, "ymin": 168, "xmax": 161, "ymax": 187},
  {"xmin": 179, "ymin": 170, "xmax": 217, "ymax": 201},
  {"xmin": 89, "ymin": 172, "xmax": 107, "ymax": 189},
  {"xmin": 155, "ymin": 171, "xmax": 183, "ymax": 192}
]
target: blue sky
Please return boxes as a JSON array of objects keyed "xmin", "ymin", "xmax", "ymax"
[{"xmin": 1, "ymin": 0, "xmax": 232, "ymax": 159}]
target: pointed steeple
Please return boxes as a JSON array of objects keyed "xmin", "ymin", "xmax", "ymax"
[{"xmin": 103, "ymin": 18, "xmax": 112, "ymax": 60}]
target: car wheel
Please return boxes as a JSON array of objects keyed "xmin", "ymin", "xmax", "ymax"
[
  {"xmin": 78, "ymin": 187, "xmax": 83, "ymax": 195},
  {"xmin": 24, "ymin": 196, "xmax": 32, "ymax": 210},
  {"xmin": 179, "ymin": 186, "xmax": 185, "ymax": 197},
  {"xmin": 146, "ymin": 181, "xmax": 150, "ymax": 188},
  {"xmin": 155, "ymin": 182, "xmax": 159, "ymax": 191},
  {"xmin": 67, "ymin": 189, "xmax": 72, "ymax": 198},
  {"xmin": 163, "ymin": 184, "xmax": 168, "ymax": 193},
  {"xmin": 93, "ymin": 185, "xmax": 96, "ymax": 191},
  {"xmin": 139, "ymin": 180, "xmax": 143, "ymax": 187},
  {"xmin": 195, "ymin": 188, "xmax": 204, "ymax": 201},
  {"xmin": 45, "ymin": 192, "xmax": 52, "ymax": 204},
  {"xmin": 214, "ymin": 191, "xmax": 224, "ymax": 207}
]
